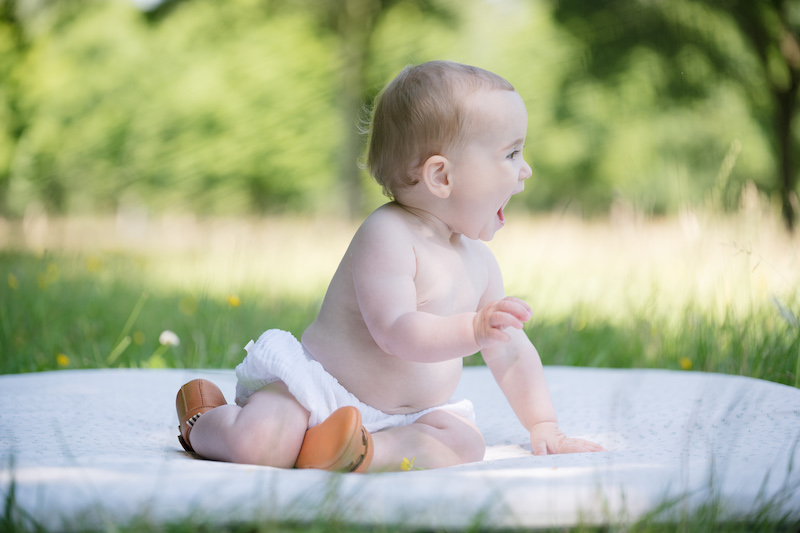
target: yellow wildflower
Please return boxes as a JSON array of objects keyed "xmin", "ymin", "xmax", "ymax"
[
  {"xmin": 679, "ymin": 357, "xmax": 692, "ymax": 371},
  {"xmin": 37, "ymin": 263, "xmax": 60, "ymax": 290},
  {"xmin": 7, "ymin": 273, "xmax": 18, "ymax": 290},
  {"xmin": 226, "ymin": 295, "xmax": 241, "ymax": 308},
  {"xmin": 86, "ymin": 256, "xmax": 103, "ymax": 273},
  {"xmin": 400, "ymin": 457, "xmax": 415, "ymax": 471},
  {"xmin": 56, "ymin": 353, "xmax": 70, "ymax": 367}
]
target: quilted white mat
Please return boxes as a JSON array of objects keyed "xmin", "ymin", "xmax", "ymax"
[{"xmin": 1, "ymin": 366, "xmax": 799, "ymax": 530}]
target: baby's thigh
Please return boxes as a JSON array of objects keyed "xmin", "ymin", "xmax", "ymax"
[
  {"xmin": 234, "ymin": 381, "xmax": 310, "ymax": 465},
  {"xmin": 415, "ymin": 409, "xmax": 486, "ymax": 462}
]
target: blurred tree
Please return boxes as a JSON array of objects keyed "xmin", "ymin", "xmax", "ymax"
[
  {"xmin": 146, "ymin": 0, "xmax": 457, "ymax": 217},
  {"xmin": 2, "ymin": 0, "xmax": 344, "ymax": 217},
  {"xmin": 547, "ymin": 0, "xmax": 800, "ymax": 230},
  {"xmin": 131, "ymin": 1, "xmax": 340, "ymax": 215},
  {"xmin": 0, "ymin": 0, "xmax": 29, "ymax": 215},
  {"xmin": 299, "ymin": 0, "xmax": 457, "ymax": 216},
  {"xmin": 0, "ymin": 0, "xmax": 87, "ymax": 214}
]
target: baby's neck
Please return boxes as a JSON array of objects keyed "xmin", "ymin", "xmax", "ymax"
[{"xmin": 392, "ymin": 201, "xmax": 462, "ymax": 244}]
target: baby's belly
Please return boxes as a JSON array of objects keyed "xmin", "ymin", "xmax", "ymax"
[
  {"xmin": 342, "ymin": 358, "xmax": 464, "ymax": 414},
  {"xmin": 303, "ymin": 326, "xmax": 463, "ymax": 414}
]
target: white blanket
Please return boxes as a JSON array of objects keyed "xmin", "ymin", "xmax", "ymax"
[{"xmin": 1, "ymin": 367, "xmax": 799, "ymax": 530}]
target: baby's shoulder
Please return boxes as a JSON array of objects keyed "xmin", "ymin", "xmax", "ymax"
[
  {"xmin": 347, "ymin": 203, "xmax": 417, "ymax": 272},
  {"xmin": 355, "ymin": 203, "xmax": 417, "ymax": 241}
]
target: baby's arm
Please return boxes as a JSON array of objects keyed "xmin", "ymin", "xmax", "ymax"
[
  {"xmin": 480, "ymin": 253, "xmax": 605, "ymax": 455},
  {"xmin": 483, "ymin": 329, "xmax": 604, "ymax": 454}
]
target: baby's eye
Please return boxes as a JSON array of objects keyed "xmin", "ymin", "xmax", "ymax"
[{"xmin": 507, "ymin": 150, "xmax": 520, "ymax": 160}]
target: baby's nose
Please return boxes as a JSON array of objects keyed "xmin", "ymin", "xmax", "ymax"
[{"xmin": 520, "ymin": 160, "xmax": 533, "ymax": 180}]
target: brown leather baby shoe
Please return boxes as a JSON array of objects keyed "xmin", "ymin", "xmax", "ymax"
[
  {"xmin": 176, "ymin": 379, "xmax": 227, "ymax": 452},
  {"xmin": 294, "ymin": 406, "xmax": 373, "ymax": 473}
]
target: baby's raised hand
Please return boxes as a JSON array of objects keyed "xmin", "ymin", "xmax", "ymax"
[
  {"xmin": 529, "ymin": 421, "xmax": 606, "ymax": 456},
  {"xmin": 473, "ymin": 296, "xmax": 533, "ymax": 348}
]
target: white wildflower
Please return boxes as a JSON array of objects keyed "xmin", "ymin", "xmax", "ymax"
[{"xmin": 159, "ymin": 330, "xmax": 181, "ymax": 347}]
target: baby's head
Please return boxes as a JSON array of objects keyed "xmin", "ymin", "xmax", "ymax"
[{"xmin": 366, "ymin": 60, "xmax": 515, "ymax": 200}]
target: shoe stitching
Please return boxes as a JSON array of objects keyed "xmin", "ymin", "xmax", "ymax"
[{"xmin": 197, "ymin": 381, "xmax": 205, "ymax": 407}]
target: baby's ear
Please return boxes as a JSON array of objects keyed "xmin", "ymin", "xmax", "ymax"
[{"xmin": 421, "ymin": 154, "xmax": 452, "ymax": 199}]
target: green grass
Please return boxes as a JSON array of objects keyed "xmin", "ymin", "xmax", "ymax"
[
  {"xmin": 2, "ymin": 213, "xmax": 798, "ymax": 385},
  {"xmin": 529, "ymin": 298, "xmax": 800, "ymax": 385},
  {"xmin": 0, "ymin": 249, "xmax": 321, "ymax": 373},
  {"xmin": 4, "ymin": 481, "xmax": 800, "ymax": 533},
  {"xmin": 2, "ymin": 247, "xmax": 797, "ymax": 383},
  {"xmin": 1, "ymin": 211, "xmax": 799, "ymax": 532}
]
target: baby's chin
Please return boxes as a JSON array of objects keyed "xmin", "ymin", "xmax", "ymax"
[{"xmin": 475, "ymin": 224, "xmax": 502, "ymax": 242}]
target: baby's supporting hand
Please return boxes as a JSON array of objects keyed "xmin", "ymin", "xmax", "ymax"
[
  {"xmin": 529, "ymin": 421, "xmax": 606, "ymax": 456},
  {"xmin": 473, "ymin": 296, "xmax": 533, "ymax": 348}
]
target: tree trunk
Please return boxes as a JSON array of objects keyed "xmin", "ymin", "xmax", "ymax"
[
  {"xmin": 338, "ymin": 48, "xmax": 366, "ymax": 218},
  {"xmin": 774, "ymin": 74, "xmax": 798, "ymax": 232},
  {"xmin": 336, "ymin": 0, "xmax": 377, "ymax": 218}
]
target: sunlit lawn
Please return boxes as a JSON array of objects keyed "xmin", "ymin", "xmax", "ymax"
[{"xmin": 2, "ymin": 203, "xmax": 798, "ymax": 387}]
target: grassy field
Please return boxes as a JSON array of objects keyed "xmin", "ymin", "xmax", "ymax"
[{"xmin": 1, "ymin": 205, "xmax": 798, "ymax": 386}]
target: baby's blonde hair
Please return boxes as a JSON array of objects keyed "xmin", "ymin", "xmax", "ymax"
[{"xmin": 366, "ymin": 60, "xmax": 515, "ymax": 199}]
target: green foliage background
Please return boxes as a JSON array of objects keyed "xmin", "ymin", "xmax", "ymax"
[{"xmin": 0, "ymin": 0, "xmax": 792, "ymax": 219}]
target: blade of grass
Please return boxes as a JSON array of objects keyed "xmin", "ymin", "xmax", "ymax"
[
  {"xmin": 106, "ymin": 335, "xmax": 132, "ymax": 365},
  {"xmin": 795, "ymin": 343, "xmax": 800, "ymax": 389},
  {"xmin": 107, "ymin": 292, "xmax": 148, "ymax": 364}
]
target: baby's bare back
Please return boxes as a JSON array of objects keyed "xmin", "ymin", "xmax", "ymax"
[{"xmin": 301, "ymin": 203, "xmax": 491, "ymax": 414}]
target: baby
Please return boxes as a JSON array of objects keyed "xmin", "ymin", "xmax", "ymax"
[{"xmin": 175, "ymin": 60, "xmax": 605, "ymax": 473}]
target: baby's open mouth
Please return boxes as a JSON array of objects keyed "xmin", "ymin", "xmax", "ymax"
[{"xmin": 497, "ymin": 206, "xmax": 505, "ymax": 223}]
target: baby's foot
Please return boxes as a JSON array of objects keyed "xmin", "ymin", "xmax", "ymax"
[
  {"xmin": 295, "ymin": 406, "xmax": 373, "ymax": 473},
  {"xmin": 175, "ymin": 379, "xmax": 227, "ymax": 452}
]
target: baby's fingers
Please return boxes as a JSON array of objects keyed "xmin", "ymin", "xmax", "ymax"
[
  {"xmin": 531, "ymin": 439, "xmax": 548, "ymax": 456},
  {"xmin": 481, "ymin": 323, "xmax": 511, "ymax": 344},
  {"xmin": 495, "ymin": 298, "xmax": 532, "ymax": 324},
  {"xmin": 489, "ymin": 309, "xmax": 525, "ymax": 331},
  {"xmin": 503, "ymin": 296, "xmax": 532, "ymax": 317},
  {"xmin": 581, "ymin": 440, "xmax": 607, "ymax": 452},
  {"xmin": 556, "ymin": 438, "xmax": 606, "ymax": 454},
  {"xmin": 474, "ymin": 298, "xmax": 532, "ymax": 347}
]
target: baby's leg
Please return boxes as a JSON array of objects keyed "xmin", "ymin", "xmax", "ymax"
[
  {"xmin": 189, "ymin": 381, "xmax": 309, "ymax": 468},
  {"xmin": 369, "ymin": 410, "xmax": 485, "ymax": 471}
]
